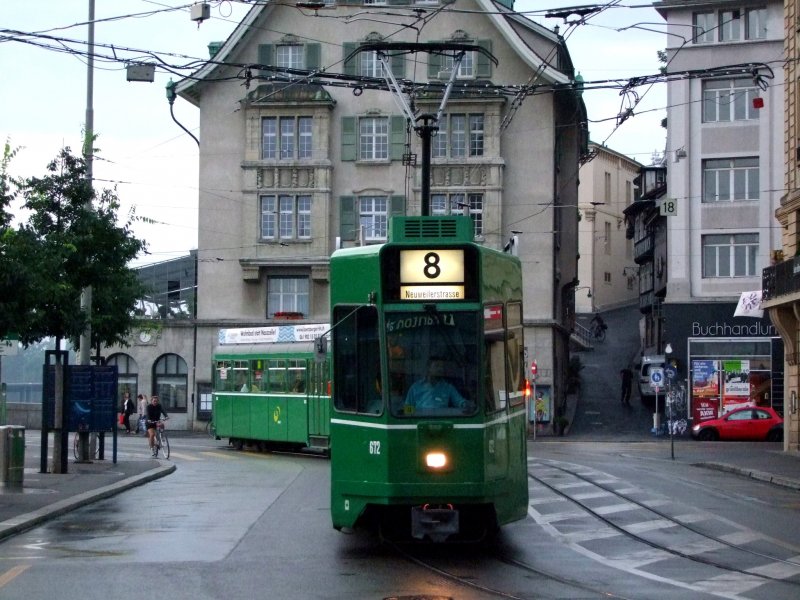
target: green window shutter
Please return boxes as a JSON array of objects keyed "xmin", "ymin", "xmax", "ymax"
[
  {"xmin": 390, "ymin": 195, "xmax": 406, "ymax": 217},
  {"xmin": 476, "ymin": 39, "xmax": 493, "ymax": 78},
  {"xmin": 340, "ymin": 196, "xmax": 356, "ymax": 242},
  {"xmin": 428, "ymin": 41, "xmax": 442, "ymax": 79},
  {"xmin": 258, "ymin": 44, "xmax": 274, "ymax": 77},
  {"xmin": 390, "ymin": 53, "xmax": 405, "ymax": 78},
  {"xmin": 305, "ymin": 43, "xmax": 321, "ymax": 70},
  {"xmin": 390, "ymin": 116, "xmax": 406, "ymax": 161},
  {"xmin": 343, "ymin": 42, "xmax": 358, "ymax": 76},
  {"xmin": 387, "ymin": 0, "xmax": 411, "ymax": 4},
  {"xmin": 337, "ymin": 0, "xmax": 359, "ymax": 4},
  {"xmin": 341, "ymin": 117, "xmax": 357, "ymax": 161}
]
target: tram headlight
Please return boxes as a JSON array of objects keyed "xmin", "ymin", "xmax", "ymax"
[{"xmin": 425, "ymin": 451, "xmax": 448, "ymax": 469}]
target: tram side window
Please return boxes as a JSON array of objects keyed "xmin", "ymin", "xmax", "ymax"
[
  {"xmin": 250, "ymin": 360, "xmax": 265, "ymax": 392},
  {"xmin": 506, "ymin": 302, "xmax": 524, "ymax": 407},
  {"xmin": 309, "ymin": 359, "xmax": 330, "ymax": 396},
  {"xmin": 484, "ymin": 329, "xmax": 505, "ymax": 413},
  {"xmin": 215, "ymin": 361, "xmax": 233, "ymax": 392},
  {"xmin": 268, "ymin": 360, "xmax": 287, "ymax": 393},
  {"xmin": 289, "ymin": 359, "xmax": 307, "ymax": 393},
  {"xmin": 333, "ymin": 305, "xmax": 380, "ymax": 413},
  {"xmin": 233, "ymin": 360, "xmax": 249, "ymax": 392}
]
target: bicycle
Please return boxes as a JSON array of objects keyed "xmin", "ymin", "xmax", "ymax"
[
  {"xmin": 72, "ymin": 431, "xmax": 100, "ymax": 460},
  {"xmin": 591, "ymin": 322, "xmax": 607, "ymax": 342},
  {"xmin": 150, "ymin": 418, "xmax": 170, "ymax": 459}
]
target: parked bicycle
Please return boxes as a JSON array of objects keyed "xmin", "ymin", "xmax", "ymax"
[
  {"xmin": 72, "ymin": 432, "xmax": 100, "ymax": 460},
  {"xmin": 152, "ymin": 418, "xmax": 170, "ymax": 459}
]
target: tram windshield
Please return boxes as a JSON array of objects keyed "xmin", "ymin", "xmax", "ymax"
[{"xmin": 386, "ymin": 310, "xmax": 479, "ymax": 417}]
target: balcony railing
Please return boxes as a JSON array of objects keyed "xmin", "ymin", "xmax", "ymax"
[{"xmin": 762, "ymin": 257, "xmax": 800, "ymax": 301}]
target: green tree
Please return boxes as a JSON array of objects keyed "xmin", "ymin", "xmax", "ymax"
[
  {"xmin": 0, "ymin": 141, "xmax": 34, "ymax": 339},
  {"xmin": 11, "ymin": 146, "xmax": 148, "ymax": 350}
]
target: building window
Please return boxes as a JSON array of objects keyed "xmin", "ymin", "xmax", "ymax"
[
  {"xmin": 359, "ymin": 196, "xmax": 388, "ymax": 241},
  {"xmin": 262, "ymin": 117, "xmax": 313, "ymax": 160},
  {"xmin": 359, "ymin": 117, "xmax": 389, "ymax": 161},
  {"xmin": 745, "ymin": 7, "xmax": 767, "ymax": 39},
  {"xmin": 604, "ymin": 172, "xmax": 611, "ymax": 203},
  {"xmin": 360, "ymin": 50, "xmax": 382, "ymax": 77},
  {"xmin": 702, "ymin": 233, "xmax": 758, "ymax": 277},
  {"xmin": 703, "ymin": 158, "xmax": 759, "ymax": 202},
  {"xmin": 431, "ymin": 192, "xmax": 483, "ymax": 236},
  {"xmin": 153, "ymin": 353, "xmax": 188, "ymax": 412},
  {"xmin": 604, "ymin": 221, "xmax": 611, "ymax": 255},
  {"xmin": 626, "ymin": 180, "xmax": 632, "ymax": 203},
  {"xmin": 703, "ymin": 79, "xmax": 760, "ymax": 122},
  {"xmin": 268, "ymin": 276, "xmax": 309, "ymax": 317},
  {"xmin": 260, "ymin": 195, "xmax": 312, "ymax": 240},
  {"xmin": 693, "ymin": 12, "xmax": 715, "ymax": 43},
  {"xmin": 441, "ymin": 50, "xmax": 475, "ymax": 78},
  {"xmin": 276, "ymin": 44, "xmax": 303, "ymax": 69},
  {"xmin": 433, "ymin": 114, "xmax": 484, "ymax": 158},
  {"xmin": 718, "ymin": 9, "xmax": 741, "ymax": 42},
  {"xmin": 604, "ymin": 271, "xmax": 611, "ymax": 284}
]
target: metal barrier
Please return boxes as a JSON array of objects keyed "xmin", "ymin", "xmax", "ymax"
[
  {"xmin": 571, "ymin": 321, "xmax": 594, "ymax": 349},
  {"xmin": 0, "ymin": 425, "xmax": 25, "ymax": 489}
]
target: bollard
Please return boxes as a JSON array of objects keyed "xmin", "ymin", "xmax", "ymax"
[{"xmin": 0, "ymin": 425, "xmax": 25, "ymax": 489}]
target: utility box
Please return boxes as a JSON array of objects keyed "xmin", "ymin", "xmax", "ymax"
[
  {"xmin": 0, "ymin": 425, "xmax": 24, "ymax": 489},
  {"xmin": 191, "ymin": 3, "xmax": 211, "ymax": 22}
]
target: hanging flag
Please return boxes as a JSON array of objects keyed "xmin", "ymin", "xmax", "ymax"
[{"xmin": 733, "ymin": 290, "xmax": 763, "ymax": 318}]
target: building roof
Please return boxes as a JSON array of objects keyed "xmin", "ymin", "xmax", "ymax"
[{"xmin": 176, "ymin": 0, "xmax": 574, "ymax": 105}]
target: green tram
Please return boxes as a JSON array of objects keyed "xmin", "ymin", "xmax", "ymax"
[
  {"xmin": 329, "ymin": 216, "xmax": 529, "ymax": 541},
  {"xmin": 212, "ymin": 342, "xmax": 331, "ymax": 453}
]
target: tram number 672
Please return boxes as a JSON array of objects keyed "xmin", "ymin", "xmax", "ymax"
[{"xmin": 369, "ymin": 440, "xmax": 381, "ymax": 455}]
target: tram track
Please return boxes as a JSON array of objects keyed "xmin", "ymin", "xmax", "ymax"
[
  {"xmin": 386, "ymin": 538, "xmax": 637, "ymax": 599},
  {"xmin": 528, "ymin": 459, "xmax": 800, "ymax": 591}
]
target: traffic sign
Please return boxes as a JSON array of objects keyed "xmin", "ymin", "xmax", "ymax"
[
  {"xmin": 664, "ymin": 366, "xmax": 677, "ymax": 381},
  {"xmin": 650, "ymin": 367, "xmax": 664, "ymax": 389}
]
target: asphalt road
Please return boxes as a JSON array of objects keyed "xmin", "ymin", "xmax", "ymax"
[{"xmin": 1, "ymin": 433, "xmax": 798, "ymax": 600}]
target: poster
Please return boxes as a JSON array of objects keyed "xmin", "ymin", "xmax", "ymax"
[
  {"xmin": 692, "ymin": 360, "xmax": 719, "ymax": 398},
  {"xmin": 530, "ymin": 385, "xmax": 551, "ymax": 424},
  {"xmin": 692, "ymin": 397, "xmax": 719, "ymax": 423},
  {"xmin": 722, "ymin": 360, "xmax": 751, "ymax": 413}
]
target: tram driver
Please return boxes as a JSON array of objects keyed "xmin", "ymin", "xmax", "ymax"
[{"xmin": 404, "ymin": 356, "xmax": 471, "ymax": 414}]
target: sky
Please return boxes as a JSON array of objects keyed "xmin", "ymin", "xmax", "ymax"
[{"xmin": 1, "ymin": 1, "xmax": 667, "ymax": 267}]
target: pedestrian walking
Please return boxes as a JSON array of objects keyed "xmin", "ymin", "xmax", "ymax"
[
  {"xmin": 135, "ymin": 393, "xmax": 147, "ymax": 434},
  {"xmin": 122, "ymin": 392, "xmax": 135, "ymax": 434},
  {"xmin": 620, "ymin": 367, "xmax": 633, "ymax": 405}
]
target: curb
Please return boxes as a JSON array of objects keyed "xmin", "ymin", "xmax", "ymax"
[
  {"xmin": 0, "ymin": 463, "xmax": 176, "ymax": 542},
  {"xmin": 694, "ymin": 461, "xmax": 800, "ymax": 491}
]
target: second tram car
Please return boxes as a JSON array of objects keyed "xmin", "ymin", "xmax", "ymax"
[
  {"xmin": 329, "ymin": 216, "xmax": 528, "ymax": 541},
  {"xmin": 212, "ymin": 342, "xmax": 331, "ymax": 453}
]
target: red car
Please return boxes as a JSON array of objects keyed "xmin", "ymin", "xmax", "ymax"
[{"xmin": 691, "ymin": 405, "xmax": 783, "ymax": 442}]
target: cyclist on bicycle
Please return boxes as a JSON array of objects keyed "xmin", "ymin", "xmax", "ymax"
[
  {"xmin": 590, "ymin": 312, "xmax": 606, "ymax": 336},
  {"xmin": 145, "ymin": 395, "xmax": 168, "ymax": 457}
]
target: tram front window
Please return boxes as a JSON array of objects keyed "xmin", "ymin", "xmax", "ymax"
[{"xmin": 387, "ymin": 311, "xmax": 479, "ymax": 417}]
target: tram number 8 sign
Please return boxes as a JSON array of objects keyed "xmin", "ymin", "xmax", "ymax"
[{"xmin": 399, "ymin": 249, "xmax": 465, "ymax": 301}]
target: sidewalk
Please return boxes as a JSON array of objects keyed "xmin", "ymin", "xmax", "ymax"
[
  {"xmin": 0, "ymin": 430, "xmax": 174, "ymax": 542},
  {"xmin": 530, "ymin": 391, "xmax": 800, "ymax": 493}
]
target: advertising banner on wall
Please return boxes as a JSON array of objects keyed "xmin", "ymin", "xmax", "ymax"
[
  {"xmin": 722, "ymin": 359, "xmax": 750, "ymax": 413},
  {"xmin": 692, "ymin": 360, "xmax": 719, "ymax": 398},
  {"xmin": 692, "ymin": 397, "xmax": 720, "ymax": 423},
  {"xmin": 218, "ymin": 324, "xmax": 330, "ymax": 345},
  {"xmin": 530, "ymin": 385, "xmax": 551, "ymax": 424}
]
